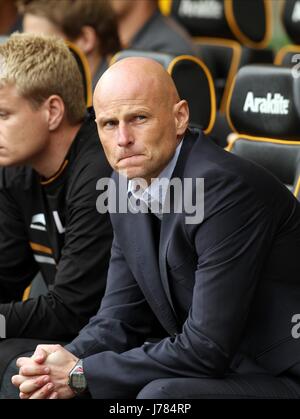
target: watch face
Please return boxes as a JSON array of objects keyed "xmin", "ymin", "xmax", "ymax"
[
  {"xmin": 69, "ymin": 361, "xmax": 87, "ymax": 393},
  {"xmin": 71, "ymin": 373, "xmax": 86, "ymax": 391}
]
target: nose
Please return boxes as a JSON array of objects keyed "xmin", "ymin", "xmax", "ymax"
[{"xmin": 117, "ymin": 121, "xmax": 134, "ymax": 147}]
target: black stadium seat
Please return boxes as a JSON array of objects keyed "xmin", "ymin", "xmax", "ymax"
[
  {"xmin": 282, "ymin": 0, "xmax": 300, "ymax": 44},
  {"xmin": 275, "ymin": 0, "xmax": 300, "ymax": 71},
  {"xmin": 111, "ymin": 50, "xmax": 216, "ymax": 136},
  {"xmin": 66, "ymin": 41, "xmax": 92, "ymax": 108},
  {"xmin": 226, "ymin": 64, "xmax": 300, "ymax": 200},
  {"xmin": 162, "ymin": 0, "xmax": 273, "ymax": 147},
  {"xmin": 192, "ymin": 38, "xmax": 274, "ymax": 113},
  {"xmin": 169, "ymin": 0, "xmax": 273, "ymax": 112},
  {"xmin": 169, "ymin": 0, "xmax": 272, "ymax": 46},
  {"xmin": 275, "ymin": 44, "xmax": 300, "ymax": 68}
]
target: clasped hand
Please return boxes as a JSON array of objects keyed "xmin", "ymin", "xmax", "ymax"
[{"xmin": 11, "ymin": 344, "xmax": 79, "ymax": 399}]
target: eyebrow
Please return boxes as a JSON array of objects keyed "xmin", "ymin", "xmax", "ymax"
[
  {"xmin": 97, "ymin": 108, "xmax": 151, "ymax": 123},
  {"xmin": 97, "ymin": 116, "xmax": 118, "ymax": 125}
]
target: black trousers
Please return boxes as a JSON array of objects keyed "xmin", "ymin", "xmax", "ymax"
[
  {"xmin": 1, "ymin": 339, "xmax": 300, "ymax": 399},
  {"xmin": 0, "ymin": 352, "xmax": 32, "ymax": 399},
  {"xmin": 3, "ymin": 369, "xmax": 300, "ymax": 400},
  {"xmin": 137, "ymin": 374, "xmax": 300, "ymax": 399},
  {"xmin": 2, "ymin": 365, "xmax": 300, "ymax": 399}
]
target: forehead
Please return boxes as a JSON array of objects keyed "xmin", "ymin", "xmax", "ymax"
[
  {"xmin": 95, "ymin": 81, "xmax": 161, "ymax": 116},
  {"xmin": 101, "ymin": 72, "xmax": 156, "ymax": 97},
  {"xmin": 0, "ymin": 83, "xmax": 20, "ymax": 101},
  {"xmin": 0, "ymin": 83, "xmax": 31, "ymax": 109}
]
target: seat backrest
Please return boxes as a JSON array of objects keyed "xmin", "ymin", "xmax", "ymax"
[
  {"xmin": 275, "ymin": 45, "xmax": 300, "ymax": 68},
  {"xmin": 111, "ymin": 50, "xmax": 216, "ymax": 135},
  {"xmin": 66, "ymin": 41, "xmax": 92, "ymax": 108},
  {"xmin": 195, "ymin": 38, "xmax": 242, "ymax": 112},
  {"xmin": 226, "ymin": 64, "xmax": 300, "ymax": 199},
  {"xmin": 196, "ymin": 40, "xmax": 274, "ymax": 114},
  {"xmin": 282, "ymin": 0, "xmax": 300, "ymax": 44},
  {"xmin": 228, "ymin": 135, "xmax": 300, "ymax": 195},
  {"xmin": 169, "ymin": 0, "xmax": 272, "ymax": 48},
  {"xmin": 165, "ymin": 1, "xmax": 273, "ymax": 114},
  {"xmin": 275, "ymin": 1, "xmax": 300, "ymax": 68}
]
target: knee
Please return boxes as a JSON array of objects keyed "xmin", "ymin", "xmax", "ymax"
[{"xmin": 137, "ymin": 379, "xmax": 171, "ymax": 399}]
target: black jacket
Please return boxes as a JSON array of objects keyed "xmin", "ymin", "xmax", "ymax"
[
  {"xmin": 67, "ymin": 129, "xmax": 300, "ymax": 398},
  {"xmin": 0, "ymin": 109, "xmax": 113, "ymax": 341}
]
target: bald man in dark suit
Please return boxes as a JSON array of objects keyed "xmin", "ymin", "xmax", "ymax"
[{"xmin": 13, "ymin": 58, "xmax": 300, "ymax": 399}]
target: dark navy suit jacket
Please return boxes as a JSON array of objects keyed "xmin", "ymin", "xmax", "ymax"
[{"xmin": 67, "ymin": 129, "xmax": 300, "ymax": 398}]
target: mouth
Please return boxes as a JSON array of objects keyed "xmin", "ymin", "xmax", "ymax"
[{"xmin": 118, "ymin": 154, "xmax": 144, "ymax": 163}]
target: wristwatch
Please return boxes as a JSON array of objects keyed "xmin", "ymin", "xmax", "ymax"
[{"xmin": 68, "ymin": 359, "xmax": 88, "ymax": 395}]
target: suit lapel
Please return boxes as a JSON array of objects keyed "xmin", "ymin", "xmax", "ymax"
[
  {"xmin": 159, "ymin": 131, "xmax": 196, "ymax": 316},
  {"xmin": 159, "ymin": 212, "xmax": 178, "ymax": 316}
]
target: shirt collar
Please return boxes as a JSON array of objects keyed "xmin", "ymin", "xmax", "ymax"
[{"xmin": 128, "ymin": 140, "xmax": 183, "ymax": 218}]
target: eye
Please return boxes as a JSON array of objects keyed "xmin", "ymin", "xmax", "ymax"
[
  {"xmin": 103, "ymin": 120, "xmax": 118, "ymax": 129},
  {"xmin": 134, "ymin": 115, "xmax": 146, "ymax": 122}
]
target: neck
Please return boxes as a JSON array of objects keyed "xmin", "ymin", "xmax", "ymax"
[
  {"xmin": 118, "ymin": 2, "xmax": 157, "ymax": 48},
  {"xmin": 31, "ymin": 123, "xmax": 81, "ymax": 179}
]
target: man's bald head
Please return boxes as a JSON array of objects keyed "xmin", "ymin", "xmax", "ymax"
[
  {"xmin": 93, "ymin": 57, "xmax": 189, "ymax": 183},
  {"xmin": 94, "ymin": 57, "xmax": 180, "ymax": 109}
]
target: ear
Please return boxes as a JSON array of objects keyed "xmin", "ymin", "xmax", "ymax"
[
  {"xmin": 173, "ymin": 100, "xmax": 189, "ymax": 136},
  {"xmin": 74, "ymin": 25, "xmax": 98, "ymax": 55},
  {"xmin": 45, "ymin": 95, "xmax": 65, "ymax": 131}
]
